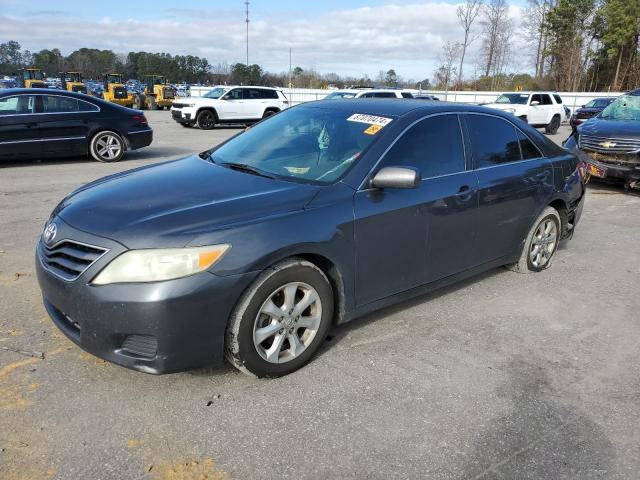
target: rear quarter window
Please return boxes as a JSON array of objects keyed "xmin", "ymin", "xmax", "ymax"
[{"xmin": 553, "ymin": 94, "xmax": 563, "ymax": 104}]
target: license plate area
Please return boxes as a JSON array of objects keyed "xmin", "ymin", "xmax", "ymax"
[{"xmin": 587, "ymin": 163, "xmax": 606, "ymax": 178}]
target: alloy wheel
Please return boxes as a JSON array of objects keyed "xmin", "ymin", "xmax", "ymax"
[
  {"xmin": 253, "ymin": 282, "xmax": 322, "ymax": 364},
  {"xmin": 529, "ymin": 218, "xmax": 558, "ymax": 268},
  {"xmin": 95, "ymin": 134, "xmax": 122, "ymax": 161}
]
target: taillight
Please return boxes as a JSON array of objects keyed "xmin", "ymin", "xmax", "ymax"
[{"xmin": 132, "ymin": 115, "xmax": 147, "ymax": 125}]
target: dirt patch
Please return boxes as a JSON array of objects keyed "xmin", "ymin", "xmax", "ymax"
[{"xmin": 146, "ymin": 457, "xmax": 230, "ymax": 480}]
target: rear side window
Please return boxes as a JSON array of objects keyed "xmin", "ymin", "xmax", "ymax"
[
  {"xmin": 401, "ymin": 92, "xmax": 413, "ymax": 98},
  {"xmin": 0, "ymin": 95, "xmax": 36, "ymax": 115},
  {"xmin": 78, "ymin": 100, "xmax": 99, "ymax": 112},
  {"xmin": 466, "ymin": 115, "xmax": 522, "ymax": 168},
  {"xmin": 553, "ymin": 94, "xmax": 563, "ymax": 104},
  {"xmin": 380, "ymin": 114, "xmax": 466, "ymax": 178},
  {"xmin": 518, "ymin": 130, "xmax": 542, "ymax": 159},
  {"xmin": 541, "ymin": 94, "xmax": 553, "ymax": 105},
  {"xmin": 373, "ymin": 92, "xmax": 396, "ymax": 98},
  {"xmin": 42, "ymin": 96, "xmax": 80, "ymax": 113}
]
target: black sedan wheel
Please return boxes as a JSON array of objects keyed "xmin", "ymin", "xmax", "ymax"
[
  {"xmin": 508, "ymin": 206, "xmax": 561, "ymax": 273},
  {"xmin": 196, "ymin": 110, "xmax": 217, "ymax": 130},
  {"xmin": 225, "ymin": 258, "xmax": 334, "ymax": 377},
  {"xmin": 89, "ymin": 131, "xmax": 125, "ymax": 162}
]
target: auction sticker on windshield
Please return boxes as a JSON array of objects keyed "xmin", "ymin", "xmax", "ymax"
[{"xmin": 347, "ymin": 114, "xmax": 393, "ymax": 126}]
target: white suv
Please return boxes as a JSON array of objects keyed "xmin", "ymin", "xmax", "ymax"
[
  {"xmin": 171, "ymin": 86, "xmax": 289, "ymax": 129},
  {"xmin": 324, "ymin": 89, "xmax": 415, "ymax": 100},
  {"xmin": 485, "ymin": 92, "xmax": 565, "ymax": 134}
]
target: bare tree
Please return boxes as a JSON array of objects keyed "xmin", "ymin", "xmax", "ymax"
[
  {"xmin": 456, "ymin": 0, "xmax": 483, "ymax": 86},
  {"xmin": 523, "ymin": 0, "xmax": 552, "ymax": 78},
  {"xmin": 480, "ymin": 0, "xmax": 511, "ymax": 78},
  {"xmin": 434, "ymin": 41, "xmax": 462, "ymax": 91}
]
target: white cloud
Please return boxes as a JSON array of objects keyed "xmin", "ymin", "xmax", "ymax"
[{"xmin": 1, "ymin": 2, "xmax": 529, "ymax": 80}]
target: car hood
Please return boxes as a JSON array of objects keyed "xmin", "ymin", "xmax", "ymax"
[
  {"xmin": 179, "ymin": 96, "xmax": 220, "ymax": 104},
  {"xmin": 579, "ymin": 118, "xmax": 640, "ymax": 139},
  {"xmin": 55, "ymin": 155, "xmax": 320, "ymax": 249},
  {"xmin": 575, "ymin": 107, "xmax": 601, "ymax": 115}
]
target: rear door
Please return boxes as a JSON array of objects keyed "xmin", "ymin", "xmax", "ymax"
[
  {"xmin": 353, "ymin": 113, "xmax": 478, "ymax": 306},
  {"xmin": 463, "ymin": 113, "xmax": 553, "ymax": 265},
  {"xmin": 0, "ymin": 94, "xmax": 41, "ymax": 159},
  {"xmin": 244, "ymin": 88, "xmax": 270, "ymax": 119},
  {"xmin": 37, "ymin": 95, "xmax": 95, "ymax": 155},
  {"xmin": 539, "ymin": 93, "xmax": 555, "ymax": 124}
]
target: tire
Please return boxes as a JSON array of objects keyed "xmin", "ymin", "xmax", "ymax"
[
  {"xmin": 545, "ymin": 115, "xmax": 561, "ymax": 135},
  {"xmin": 507, "ymin": 206, "xmax": 561, "ymax": 273},
  {"xmin": 133, "ymin": 94, "xmax": 144, "ymax": 110},
  {"xmin": 196, "ymin": 109, "xmax": 217, "ymax": 130},
  {"xmin": 225, "ymin": 258, "xmax": 334, "ymax": 377},
  {"xmin": 89, "ymin": 131, "xmax": 125, "ymax": 163},
  {"xmin": 262, "ymin": 109, "xmax": 278, "ymax": 119}
]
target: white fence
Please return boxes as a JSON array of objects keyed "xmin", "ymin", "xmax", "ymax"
[{"xmin": 188, "ymin": 86, "xmax": 623, "ymax": 114}]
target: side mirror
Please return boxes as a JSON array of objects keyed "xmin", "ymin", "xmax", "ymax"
[
  {"xmin": 581, "ymin": 104, "xmax": 586, "ymax": 108},
  {"xmin": 530, "ymin": 100, "xmax": 540, "ymax": 106},
  {"xmin": 370, "ymin": 167, "xmax": 420, "ymax": 189}
]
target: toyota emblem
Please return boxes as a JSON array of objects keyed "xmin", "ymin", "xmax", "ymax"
[{"xmin": 43, "ymin": 222, "xmax": 58, "ymax": 245}]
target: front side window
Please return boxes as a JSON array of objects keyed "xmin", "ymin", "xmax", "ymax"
[
  {"xmin": 223, "ymin": 89, "xmax": 243, "ymax": 100},
  {"xmin": 401, "ymin": 92, "xmax": 414, "ymax": 98},
  {"xmin": 0, "ymin": 95, "xmax": 36, "ymax": 115},
  {"xmin": 379, "ymin": 114, "xmax": 466, "ymax": 178},
  {"xmin": 42, "ymin": 96, "xmax": 80, "ymax": 113},
  {"xmin": 466, "ymin": 115, "xmax": 522, "ymax": 168},
  {"xmin": 208, "ymin": 105, "xmax": 383, "ymax": 184},
  {"xmin": 325, "ymin": 91, "xmax": 356, "ymax": 99}
]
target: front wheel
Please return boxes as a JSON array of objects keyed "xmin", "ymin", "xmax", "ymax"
[
  {"xmin": 196, "ymin": 109, "xmax": 217, "ymax": 130},
  {"xmin": 507, "ymin": 206, "xmax": 561, "ymax": 273},
  {"xmin": 225, "ymin": 258, "xmax": 334, "ymax": 377},
  {"xmin": 89, "ymin": 131, "xmax": 125, "ymax": 162}
]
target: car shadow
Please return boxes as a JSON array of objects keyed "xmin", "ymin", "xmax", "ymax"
[
  {"xmin": 587, "ymin": 179, "xmax": 640, "ymax": 196},
  {"xmin": 316, "ymin": 267, "xmax": 504, "ymax": 359}
]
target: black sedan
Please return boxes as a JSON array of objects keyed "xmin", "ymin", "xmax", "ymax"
[
  {"xmin": 569, "ymin": 97, "xmax": 616, "ymax": 129},
  {"xmin": 37, "ymin": 100, "xmax": 585, "ymax": 377},
  {"xmin": 0, "ymin": 88, "xmax": 152, "ymax": 162}
]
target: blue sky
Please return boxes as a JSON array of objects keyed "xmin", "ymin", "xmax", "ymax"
[{"xmin": 0, "ymin": 1, "xmax": 529, "ymax": 80}]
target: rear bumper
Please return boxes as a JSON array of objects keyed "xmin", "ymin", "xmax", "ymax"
[{"xmin": 126, "ymin": 128, "xmax": 153, "ymax": 150}]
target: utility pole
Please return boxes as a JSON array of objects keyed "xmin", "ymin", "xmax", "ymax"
[
  {"xmin": 245, "ymin": 1, "xmax": 250, "ymax": 66},
  {"xmin": 289, "ymin": 48, "xmax": 292, "ymax": 88}
]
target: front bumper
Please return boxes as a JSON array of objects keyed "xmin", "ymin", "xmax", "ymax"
[
  {"xmin": 35, "ymin": 219, "xmax": 255, "ymax": 374},
  {"xmin": 583, "ymin": 152, "xmax": 640, "ymax": 183},
  {"xmin": 171, "ymin": 108, "xmax": 194, "ymax": 123}
]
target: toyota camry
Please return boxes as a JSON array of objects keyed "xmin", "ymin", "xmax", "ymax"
[{"xmin": 36, "ymin": 100, "xmax": 585, "ymax": 377}]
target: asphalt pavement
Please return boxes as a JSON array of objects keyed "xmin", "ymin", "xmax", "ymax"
[{"xmin": 1, "ymin": 112, "xmax": 639, "ymax": 479}]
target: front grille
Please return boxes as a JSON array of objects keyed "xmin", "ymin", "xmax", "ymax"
[
  {"xmin": 576, "ymin": 111, "xmax": 596, "ymax": 120},
  {"xmin": 41, "ymin": 240, "xmax": 108, "ymax": 281},
  {"xmin": 163, "ymin": 87, "xmax": 175, "ymax": 99},
  {"xmin": 114, "ymin": 86, "xmax": 128, "ymax": 99},
  {"xmin": 581, "ymin": 135, "xmax": 640, "ymax": 154},
  {"xmin": 172, "ymin": 110, "xmax": 183, "ymax": 119},
  {"xmin": 121, "ymin": 335, "xmax": 157, "ymax": 358},
  {"xmin": 587, "ymin": 151, "xmax": 640, "ymax": 166}
]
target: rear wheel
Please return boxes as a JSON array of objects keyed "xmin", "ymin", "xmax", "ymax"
[
  {"xmin": 507, "ymin": 206, "xmax": 561, "ymax": 273},
  {"xmin": 197, "ymin": 109, "xmax": 217, "ymax": 130},
  {"xmin": 225, "ymin": 258, "xmax": 334, "ymax": 377},
  {"xmin": 545, "ymin": 115, "xmax": 561, "ymax": 135},
  {"xmin": 89, "ymin": 131, "xmax": 125, "ymax": 163},
  {"xmin": 262, "ymin": 109, "xmax": 278, "ymax": 119}
]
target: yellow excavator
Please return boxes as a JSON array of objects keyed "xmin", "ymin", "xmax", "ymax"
[
  {"xmin": 18, "ymin": 68, "xmax": 46, "ymax": 88},
  {"xmin": 134, "ymin": 75, "xmax": 176, "ymax": 110},
  {"xmin": 102, "ymin": 73, "xmax": 135, "ymax": 107},
  {"xmin": 60, "ymin": 72, "xmax": 87, "ymax": 94}
]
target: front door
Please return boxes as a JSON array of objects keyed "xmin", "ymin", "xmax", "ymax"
[
  {"xmin": 0, "ymin": 94, "xmax": 41, "ymax": 159},
  {"xmin": 353, "ymin": 113, "xmax": 477, "ymax": 306},
  {"xmin": 463, "ymin": 113, "xmax": 553, "ymax": 265}
]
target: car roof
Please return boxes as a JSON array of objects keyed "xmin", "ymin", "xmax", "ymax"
[
  {"xmin": 300, "ymin": 98, "xmax": 510, "ymax": 118},
  {"xmin": 0, "ymin": 87, "xmax": 87, "ymax": 96}
]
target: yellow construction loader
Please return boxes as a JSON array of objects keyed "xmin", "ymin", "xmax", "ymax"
[
  {"xmin": 18, "ymin": 68, "xmax": 46, "ymax": 88},
  {"xmin": 60, "ymin": 72, "xmax": 87, "ymax": 94},
  {"xmin": 102, "ymin": 73, "xmax": 135, "ymax": 107},
  {"xmin": 135, "ymin": 75, "xmax": 176, "ymax": 110}
]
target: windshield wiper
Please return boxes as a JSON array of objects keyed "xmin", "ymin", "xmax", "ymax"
[{"xmin": 219, "ymin": 162, "xmax": 275, "ymax": 179}]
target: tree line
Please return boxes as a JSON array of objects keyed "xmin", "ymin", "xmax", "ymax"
[{"xmin": 434, "ymin": 0, "xmax": 640, "ymax": 92}]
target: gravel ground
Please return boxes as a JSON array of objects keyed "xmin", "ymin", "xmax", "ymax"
[{"xmin": 1, "ymin": 113, "xmax": 639, "ymax": 480}]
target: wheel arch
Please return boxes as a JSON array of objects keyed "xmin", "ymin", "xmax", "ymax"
[
  {"xmin": 295, "ymin": 253, "xmax": 346, "ymax": 325},
  {"xmin": 196, "ymin": 106, "xmax": 218, "ymax": 118},
  {"xmin": 548, "ymin": 198, "xmax": 569, "ymax": 237}
]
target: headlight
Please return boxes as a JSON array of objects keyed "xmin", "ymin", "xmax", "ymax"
[{"xmin": 92, "ymin": 244, "xmax": 230, "ymax": 285}]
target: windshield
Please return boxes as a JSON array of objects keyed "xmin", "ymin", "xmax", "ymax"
[
  {"xmin": 324, "ymin": 91, "xmax": 356, "ymax": 100},
  {"xmin": 209, "ymin": 106, "xmax": 388, "ymax": 184},
  {"xmin": 495, "ymin": 93, "xmax": 529, "ymax": 104},
  {"xmin": 585, "ymin": 98, "xmax": 613, "ymax": 109},
  {"xmin": 203, "ymin": 87, "xmax": 227, "ymax": 99},
  {"xmin": 599, "ymin": 95, "xmax": 640, "ymax": 121}
]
